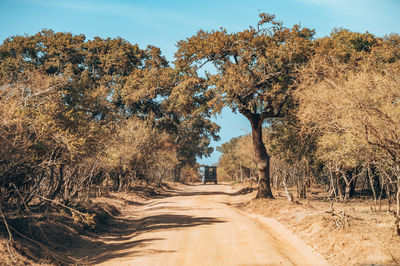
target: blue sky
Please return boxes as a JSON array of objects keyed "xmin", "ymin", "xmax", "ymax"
[{"xmin": 1, "ymin": 0, "xmax": 399, "ymax": 165}]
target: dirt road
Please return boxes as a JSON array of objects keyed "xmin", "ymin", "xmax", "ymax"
[{"xmin": 91, "ymin": 184, "xmax": 329, "ymax": 266}]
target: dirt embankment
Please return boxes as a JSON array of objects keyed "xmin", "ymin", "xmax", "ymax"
[{"xmin": 237, "ymin": 184, "xmax": 400, "ymax": 265}]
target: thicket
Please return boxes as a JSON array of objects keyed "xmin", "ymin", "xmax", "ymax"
[{"xmin": 0, "ymin": 30, "xmax": 219, "ymax": 223}]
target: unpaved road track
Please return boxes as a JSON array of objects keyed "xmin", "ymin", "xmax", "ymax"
[{"xmin": 93, "ymin": 184, "xmax": 329, "ymax": 266}]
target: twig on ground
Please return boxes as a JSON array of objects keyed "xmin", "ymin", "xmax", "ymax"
[
  {"xmin": 35, "ymin": 194, "xmax": 96, "ymax": 228},
  {"xmin": 0, "ymin": 208, "xmax": 16, "ymax": 263},
  {"xmin": 326, "ymin": 204, "xmax": 352, "ymax": 229}
]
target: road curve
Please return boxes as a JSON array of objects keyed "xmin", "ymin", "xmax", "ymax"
[{"xmin": 94, "ymin": 184, "xmax": 329, "ymax": 266}]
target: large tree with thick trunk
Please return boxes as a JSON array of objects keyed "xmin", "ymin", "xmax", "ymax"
[{"xmin": 175, "ymin": 13, "xmax": 313, "ymax": 198}]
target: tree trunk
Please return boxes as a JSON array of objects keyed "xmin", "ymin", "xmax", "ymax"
[
  {"xmin": 369, "ymin": 165, "xmax": 383, "ymax": 197},
  {"xmin": 337, "ymin": 172, "xmax": 344, "ymax": 201},
  {"xmin": 297, "ymin": 172, "xmax": 306, "ymax": 199},
  {"xmin": 45, "ymin": 164, "xmax": 63, "ymax": 212},
  {"xmin": 173, "ymin": 165, "xmax": 182, "ymax": 182},
  {"xmin": 248, "ymin": 114, "xmax": 273, "ymax": 199},
  {"xmin": 368, "ymin": 165, "xmax": 377, "ymax": 204},
  {"xmin": 240, "ymin": 163, "xmax": 243, "ymax": 183},
  {"xmin": 396, "ymin": 180, "xmax": 400, "ymax": 235},
  {"xmin": 349, "ymin": 176, "xmax": 357, "ymax": 198},
  {"xmin": 342, "ymin": 172, "xmax": 351, "ymax": 201},
  {"xmin": 49, "ymin": 164, "xmax": 64, "ymax": 200},
  {"xmin": 328, "ymin": 167, "xmax": 337, "ymax": 198}
]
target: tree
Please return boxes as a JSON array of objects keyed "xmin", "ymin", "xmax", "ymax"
[
  {"xmin": 266, "ymin": 116, "xmax": 317, "ymax": 198},
  {"xmin": 101, "ymin": 117, "xmax": 179, "ymax": 189},
  {"xmin": 0, "ymin": 30, "xmax": 146, "ymax": 122},
  {"xmin": 175, "ymin": 13, "xmax": 314, "ymax": 198}
]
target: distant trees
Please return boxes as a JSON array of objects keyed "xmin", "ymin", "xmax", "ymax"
[
  {"xmin": 101, "ymin": 117, "xmax": 178, "ymax": 188},
  {"xmin": 175, "ymin": 13, "xmax": 314, "ymax": 198},
  {"xmin": 217, "ymin": 135, "xmax": 258, "ymax": 182}
]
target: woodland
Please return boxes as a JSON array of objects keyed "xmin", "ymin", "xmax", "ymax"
[
  {"xmin": 1, "ymin": 12, "xmax": 400, "ymax": 262},
  {"xmin": 215, "ymin": 16, "xmax": 400, "ymax": 213}
]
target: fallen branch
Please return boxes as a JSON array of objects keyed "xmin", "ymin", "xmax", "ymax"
[
  {"xmin": 35, "ymin": 195, "xmax": 87, "ymax": 218},
  {"xmin": 326, "ymin": 204, "xmax": 352, "ymax": 229},
  {"xmin": 35, "ymin": 195, "xmax": 96, "ymax": 228}
]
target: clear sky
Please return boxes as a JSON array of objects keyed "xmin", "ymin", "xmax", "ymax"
[{"xmin": 1, "ymin": 0, "xmax": 399, "ymax": 165}]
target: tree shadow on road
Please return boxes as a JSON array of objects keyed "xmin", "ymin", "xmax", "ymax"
[
  {"xmin": 128, "ymin": 183, "xmax": 255, "ymax": 199},
  {"xmin": 167, "ymin": 186, "xmax": 256, "ymax": 197},
  {"xmin": 75, "ymin": 238, "xmax": 166, "ymax": 264},
  {"xmin": 79, "ymin": 213, "xmax": 225, "ymax": 264},
  {"xmin": 66, "ymin": 184, "xmax": 251, "ymax": 264}
]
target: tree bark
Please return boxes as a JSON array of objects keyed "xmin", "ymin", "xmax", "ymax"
[
  {"xmin": 368, "ymin": 165, "xmax": 377, "ymax": 207},
  {"xmin": 396, "ymin": 180, "xmax": 400, "ymax": 235},
  {"xmin": 349, "ymin": 176, "xmax": 357, "ymax": 198},
  {"xmin": 173, "ymin": 165, "xmax": 182, "ymax": 182},
  {"xmin": 337, "ymin": 172, "xmax": 344, "ymax": 201},
  {"xmin": 297, "ymin": 172, "xmax": 307, "ymax": 199},
  {"xmin": 247, "ymin": 114, "xmax": 274, "ymax": 199}
]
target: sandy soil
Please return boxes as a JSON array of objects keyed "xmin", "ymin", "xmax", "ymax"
[
  {"xmin": 78, "ymin": 183, "xmax": 329, "ymax": 266},
  {"xmin": 239, "ymin": 185, "xmax": 400, "ymax": 266}
]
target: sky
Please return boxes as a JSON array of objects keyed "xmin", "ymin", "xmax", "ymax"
[{"xmin": 1, "ymin": 0, "xmax": 400, "ymax": 165}]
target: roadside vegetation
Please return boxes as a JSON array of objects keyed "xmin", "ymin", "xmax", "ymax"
[{"xmin": 1, "ymin": 13, "xmax": 400, "ymax": 264}]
